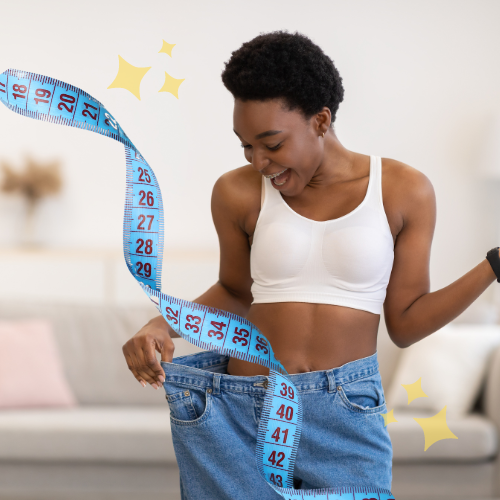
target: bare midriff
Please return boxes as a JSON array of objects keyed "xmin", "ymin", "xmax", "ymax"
[{"xmin": 226, "ymin": 302, "xmax": 380, "ymax": 376}]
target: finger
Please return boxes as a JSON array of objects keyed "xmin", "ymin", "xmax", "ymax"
[
  {"xmin": 141, "ymin": 343, "xmax": 166, "ymax": 383},
  {"xmin": 133, "ymin": 361, "xmax": 159, "ymax": 387},
  {"xmin": 129, "ymin": 348, "xmax": 159, "ymax": 386},
  {"xmin": 130, "ymin": 338, "xmax": 162, "ymax": 382},
  {"xmin": 158, "ymin": 337, "xmax": 175, "ymax": 363},
  {"xmin": 137, "ymin": 368, "xmax": 160, "ymax": 388},
  {"xmin": 124, "ymin": 343, "xmax": 158, "ymax": 386},
  {"xmin": 122, "ymin": 349, "xmax": 141, "ymax": 381},
  {"xmin": 123, "ymin": 350, "xmax": 149, "ymax": 387},
  {"xmin": 124, "ymin": 337, "xmax": 166, "ymax": 386}
]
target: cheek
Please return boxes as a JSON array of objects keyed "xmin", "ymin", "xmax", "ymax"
[{"xmin": 290, "ymin": 142, "xmax": 321, "ymax": 169}]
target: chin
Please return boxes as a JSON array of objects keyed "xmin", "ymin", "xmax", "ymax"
[{"xmin": 281, "ymin": 183, "xmax": 301, "ymax": 197}]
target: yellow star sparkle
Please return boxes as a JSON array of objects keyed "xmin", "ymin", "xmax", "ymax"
[
  {"xmin": 381, "ymin": 409, "xmax": 398, "ymax": 427},
  {"xmin": 158, "ymin": 72, "xmax": 185, "ymax": 99},
  {"xmin": 402, "ymin": 377, "xmax": 428, "ymax": 405},
  {"xmin": 159, "ymin": 40, "xmax": 176, "ymax": 57},
  {"xmin": 107, "ymin": 55, "xmax": 151, "ymax": 100},
  {"xmin": 414, "ymin": 405, "xmax": 458, "ymax": 451}
]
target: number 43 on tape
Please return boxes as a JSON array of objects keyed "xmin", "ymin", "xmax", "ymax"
[{"xmin": 0, "ymin": 67, "xmax": 395, "ymax": 500}]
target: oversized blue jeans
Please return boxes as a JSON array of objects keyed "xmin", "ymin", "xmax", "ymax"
[{"xmin": 161, "ymin": 350, "xmax": 393, "ymax": 500}]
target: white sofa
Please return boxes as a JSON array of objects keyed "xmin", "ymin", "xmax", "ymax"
[{"xmin": 0, "ymin": 300, "xmax": 498, "ymax": 500}]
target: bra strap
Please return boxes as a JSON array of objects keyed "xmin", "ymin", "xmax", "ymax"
[{"xmin": 260, "ymin": 175, "xmax": 265, "ymax": 209}]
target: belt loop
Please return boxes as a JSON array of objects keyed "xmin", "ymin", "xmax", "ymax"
[
  {"xmin": 212, "ymin": 373, "xmax": 221, "ymax": 396},
  {"xmin": 326, "ymin": 369, "xmax": 336, "ymax": 393}
]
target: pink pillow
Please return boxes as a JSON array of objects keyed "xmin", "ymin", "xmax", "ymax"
[{"xmin": 0, "ymin": 319, "xmax": 77, "ymax": 408}]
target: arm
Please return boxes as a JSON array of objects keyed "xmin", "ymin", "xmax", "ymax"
[
  {"xmin": 383, "ymin": 164, "xmax": 497, "ymax": 348},
  {"xmin": 122, "ymin": 167, "xmax": 256, "ymax": 387}
]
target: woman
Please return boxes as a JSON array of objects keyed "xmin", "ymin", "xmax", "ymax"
[{"xmin": 122, "ymin": 30, "xmax": 500, "ymax": 499}]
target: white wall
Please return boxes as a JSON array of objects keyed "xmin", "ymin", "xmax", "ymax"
[{"xmin": 1, "ymin": 0, "xmax": 500, "ymax": 303}]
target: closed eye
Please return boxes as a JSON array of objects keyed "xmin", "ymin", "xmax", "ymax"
[{"xmin": 241, "ymin": 143, "xmax": 282, "ymax": 151}]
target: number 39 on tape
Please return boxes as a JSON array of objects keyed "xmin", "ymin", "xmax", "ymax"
[{"xmin": 0, "ymin": 67, "xmax": 395, "ymax": 500}]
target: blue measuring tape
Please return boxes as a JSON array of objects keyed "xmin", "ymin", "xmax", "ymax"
[{"xmin": 1, "ymin": 68, "xmax": 395, "ymax": 500}]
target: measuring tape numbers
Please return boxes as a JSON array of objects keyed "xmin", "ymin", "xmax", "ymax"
[{"xmin": 0, "ymin": 68, "xmax": 395, "ymax": 500}]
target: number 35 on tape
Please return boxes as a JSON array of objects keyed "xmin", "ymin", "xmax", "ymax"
[{"xmin": 0, "ymin": 68, "xmax": 395, "ymax": 500}]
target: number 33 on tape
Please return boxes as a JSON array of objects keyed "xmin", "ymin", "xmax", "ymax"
[{"xmin": 0, "ymin": 68, "xmax": 395, "ymax": 500}]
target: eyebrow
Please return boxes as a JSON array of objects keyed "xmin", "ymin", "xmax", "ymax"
[{"xmin": 233, "ymin": 129, "xmax": 283, "ymax": 140}]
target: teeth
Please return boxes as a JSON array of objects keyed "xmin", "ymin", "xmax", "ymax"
[{"xmin": 264, "ymin": 168, "xmax": 287, "ymax": 179}]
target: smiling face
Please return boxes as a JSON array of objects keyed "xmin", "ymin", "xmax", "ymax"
[{"xmin": 233, "ymin": 98, "xmax": 331, "ymax": 197}]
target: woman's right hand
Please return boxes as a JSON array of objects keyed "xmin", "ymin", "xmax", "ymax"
[{"xmin": 122, "ymin": 314, "xmax": 179, "ymax": 390}]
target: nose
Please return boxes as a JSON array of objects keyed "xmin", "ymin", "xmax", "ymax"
[{"xmin": 249, "ymin": 148, "xmax": 270, "ymax": 173}]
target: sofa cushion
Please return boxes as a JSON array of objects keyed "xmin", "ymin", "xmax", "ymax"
[
  {"xmin": 386, "ymin": 323, "xmax": 500, "ymax": 417},
  {"xmin": 0, "ymin": 301, "xmax": 204, "ymax": 405},
  {"xmin": 0, "ymin": 319, "xmax": 77, "ymax": 409},
  {"xmin": 0, "ymin": 406, "xmax": 176, "ymax": 463},
  {"xmin": 388, "ymin": 409, "xmax": 497, "ymax": 462},
  {"xmin": 0, "ymin": 407, "xmax": 496, "ymax": 467}
]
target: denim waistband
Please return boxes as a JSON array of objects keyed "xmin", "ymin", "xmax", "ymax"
[{"xmin": 160, "ymin": 350, "xmax": 380, "ymax": 394}]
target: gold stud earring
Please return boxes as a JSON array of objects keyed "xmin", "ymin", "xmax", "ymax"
[{"xmin": 322, "ymin": 132, "xmax": 325, "ymax": 138}]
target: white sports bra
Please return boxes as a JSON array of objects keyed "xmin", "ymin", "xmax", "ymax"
[{"xmin": 250, "ymin": 155, "xmax": 395, "ymax": 315}]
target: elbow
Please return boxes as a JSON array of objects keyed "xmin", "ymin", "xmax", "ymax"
[
  {"xmin": 387, "ymin": 321, "xmax": 429, "ymax": 349},
  {"xmin": 218, "ymin": 280, "xmax": 253, "ymax": 309},
  {"xmin": 386, "ymin": 320, "xmax": 413, "ymax": 349},
  {"xmin": 385, "ymin": 303, "xmax": 419, "ymax": 348},
  {"xmin": 386, "ymin": 310, "xmax": 437, "ymax": 349},
  {"xmin": 389, "ymin": 333, "xmax": 412, "ymax": 349}
]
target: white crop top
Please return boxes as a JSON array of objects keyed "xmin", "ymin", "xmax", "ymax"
[{"xmin": 250, "ymin": 155, "xmax": 395, "ymax": 315}]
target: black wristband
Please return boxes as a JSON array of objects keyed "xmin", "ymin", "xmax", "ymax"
[{"xmin": 486, "ymin": 247, "xmax": 500, "ymax": 283}]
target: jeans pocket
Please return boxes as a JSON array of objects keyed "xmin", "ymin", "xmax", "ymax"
[
  {"xmin": 338, "ymin": 372, "xmax": 387, "ymax": 414},
  {"xmin": 164, "ymin": 383, "xmax": 212, "ymax": 426}
]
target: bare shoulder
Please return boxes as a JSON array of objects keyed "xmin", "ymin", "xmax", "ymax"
[
  {"xmin": 212, "ymin": 164, "xmax": 261, "ymax": 231},
  {"xmin": 382, "ymin": 157, "xmax": 434, "ymax": 193},
  {"xmin": 381, "ymin": 157, "xmax": 436, "ymax": 217},
  {"xmin": 214, "ymin": 163, "xmax": 260, "ymax": 191}
]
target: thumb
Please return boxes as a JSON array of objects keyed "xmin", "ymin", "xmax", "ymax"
[{"xmin": 157, "ymin": 337, "xmax": 175, "ymax": 363}]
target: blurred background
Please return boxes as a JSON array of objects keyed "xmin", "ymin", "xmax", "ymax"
[{"xmin": 2, "ymin": 0, "xmax": 500, "ymax": 499}]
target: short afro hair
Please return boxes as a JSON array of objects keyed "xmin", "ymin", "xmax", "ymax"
[{"xmin": 221, "ymin": 30, "xmax": 344, "ymax": 128}]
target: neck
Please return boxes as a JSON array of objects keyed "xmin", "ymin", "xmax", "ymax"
[{"xmin": 312, "ymin": 130, "xmax": 358, "ymax": 187}]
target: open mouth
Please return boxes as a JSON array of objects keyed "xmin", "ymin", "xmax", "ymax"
[{"xmin": 264, "ymin": 168, "xmax": 290, "ymax": 187}]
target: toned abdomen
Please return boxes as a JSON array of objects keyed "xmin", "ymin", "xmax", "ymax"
[{"xmin": 227, "ymin": 302, "xmax": 380, "ymax": 376}]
